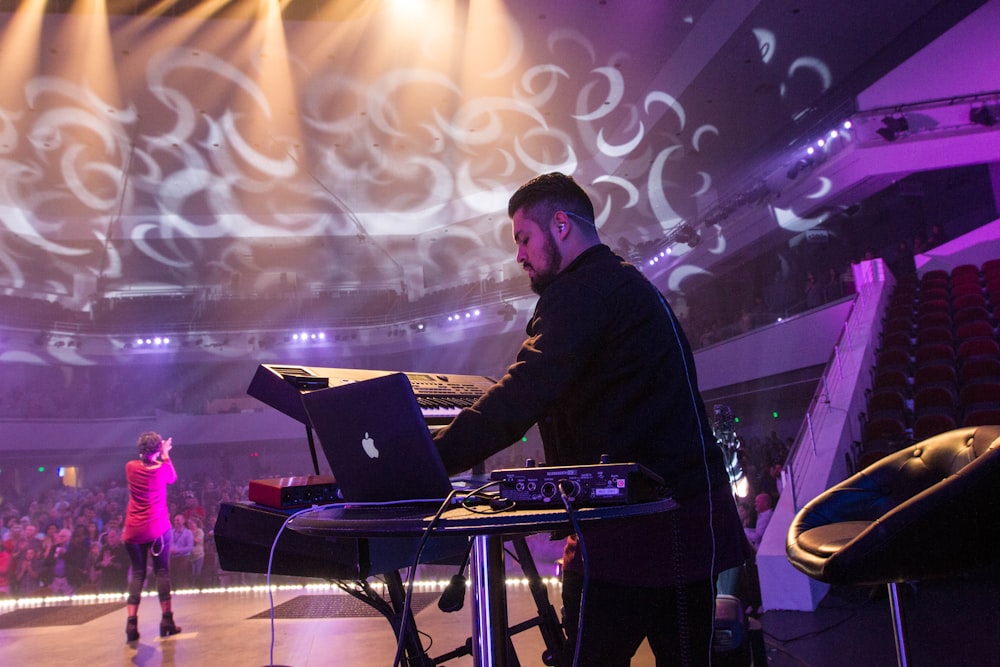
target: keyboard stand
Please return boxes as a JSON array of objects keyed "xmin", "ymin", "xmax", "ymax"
[
  {"xmin": 342, "ymin": 535, "xmax": 564, "ymax": 666},
  {"xmin": 287, "ymin": 497, "xmax": 676, "ymax": 666},
  {"xmin": 430, "ymin": 536, "xmax": 567, "ymax": 666},
  {"xmin": 336, "ymin": 572, "xmax": 436, "ymax": 667}
]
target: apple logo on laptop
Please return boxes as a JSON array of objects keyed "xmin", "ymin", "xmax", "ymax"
[{"xmin": 361, "ymin": 432, "xmax": 379, "ymax": 459}]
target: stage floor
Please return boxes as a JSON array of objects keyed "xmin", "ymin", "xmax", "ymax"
[{"xmin": 2, "ymin": 562, "xmax": 997, "ymax": 666}]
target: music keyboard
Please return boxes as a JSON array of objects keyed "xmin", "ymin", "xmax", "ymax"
[{"xmin": 247, "ymin": 363, "xmax": 496, "ymax": 425}]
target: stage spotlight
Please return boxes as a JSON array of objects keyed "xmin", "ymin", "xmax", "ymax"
[
  {"xmin": 970, "ymin": 105, "xmax": 997, "ymax": 127},
  {"xmin": 876, "ymin": 115, "xmax": 908, "ymax": 141}
]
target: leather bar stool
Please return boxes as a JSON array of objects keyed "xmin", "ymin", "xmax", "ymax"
[{"xmin": 786, "ymin": 426, "xmax": 1000, "ymax": 667}]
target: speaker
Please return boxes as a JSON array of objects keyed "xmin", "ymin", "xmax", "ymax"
[
  {"xmin": 213, "ymin": 501, "xmax": 468, "ymax": 581},
  {"xmin": 214, "ymin": 501, "xmax": 368, "ymax": 580}
]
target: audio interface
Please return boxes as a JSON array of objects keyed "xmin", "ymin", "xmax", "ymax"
[
  {"xmin": 249, "ymin": 474, "xmax": 340, "ymax": 509},
  {"xmin": 489, "ymin": 462, "xmax": 664, "ymax": 508}
]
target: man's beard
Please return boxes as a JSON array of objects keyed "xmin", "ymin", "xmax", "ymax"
[{"xmin": 528, "ymin": 231, "xmax": 563, "ymax": 295}]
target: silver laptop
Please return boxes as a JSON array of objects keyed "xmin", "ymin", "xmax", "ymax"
[{"xmin": 301, "ymin": 372, "xmax": 454, "ymax": 504}]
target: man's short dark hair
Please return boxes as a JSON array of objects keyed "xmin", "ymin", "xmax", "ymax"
[{"xmin": 507, "ymin": 172, "xmax": 595, "ymax": 224}]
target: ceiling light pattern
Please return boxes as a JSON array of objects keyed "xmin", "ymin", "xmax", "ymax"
[{"xmin": 0, "ymin": 3, "xmax": 899, "ymax": 311}]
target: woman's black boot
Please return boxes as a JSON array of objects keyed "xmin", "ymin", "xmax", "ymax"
[
  {"xmin": 159, "ymin": 611, "xmax": 181, "ymax": 637},
  {"xmin": 126, "ymin": 615, "xmax": 140, "ymax": 642}
]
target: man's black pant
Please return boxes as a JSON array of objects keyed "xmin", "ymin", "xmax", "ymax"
[{"xmin": 561, "ymin": 570, "xmax": 716, "ymax": 666}]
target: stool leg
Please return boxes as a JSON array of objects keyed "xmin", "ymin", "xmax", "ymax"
[{"xmin": 887, "ymin": 582, "xmax": 910, "ymax": 667}]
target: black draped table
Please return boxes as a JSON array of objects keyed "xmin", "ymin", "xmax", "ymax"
[{"xmin": 288, "ymin": 498, "xmax": 678, "ymax": 667}]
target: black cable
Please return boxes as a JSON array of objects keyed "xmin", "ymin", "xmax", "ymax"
[
  {"xmin": 503, "ymin": 545, "xmax": 522, "ymax": 564},
  {"xmin": 762, "ymin": 607, "xmax": 860, "ymax": 645},
  {"xmin": 459, "ymin": 479, "xmax": 513, "ymax": 514},
  {"xmin": 338, "ymin": 578, "xmax": 438, "ymax": 656},
  {"xmin": 339, "ymin": 576, "xmax": 435, "ymax": 656},
  {"xmin": 391, "ymin": 489, "xmax": 462, "ymax": 667},
  {"xmin": 559, "ymin": 483, "xmax": 588, "ymax": 667}
]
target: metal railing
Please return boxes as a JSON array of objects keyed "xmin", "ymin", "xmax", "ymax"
[{"xmin": 782, "ymin": 266, "xmax": 890, "ymax": 510}]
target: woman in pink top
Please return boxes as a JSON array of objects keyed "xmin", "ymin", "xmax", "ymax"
[{"xmin": 122, "ymin": 432, "xmax": 181, "ymax": 642}]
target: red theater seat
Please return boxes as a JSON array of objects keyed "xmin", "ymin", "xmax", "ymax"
[
  {"xmin": 958, "ymin": 338, "xmax": 1000, "ymax": 361},
  {"xmin": 952, "ymin": 291, "xmax": 986, "ymax": 311},
  {"xmin": 955, "ymin": 320, "xmax": 994, "ymax": 343},
  {"xmin": 959, "ymin": 358, "xmax": 1000, "ymax": 387},
  {"xmin": 912, "ymin": 413, "xmax": 958, "ymax": 441}
]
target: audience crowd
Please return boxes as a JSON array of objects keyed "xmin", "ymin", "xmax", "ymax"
[
  {"xmin": 731, "ymin": 430, "xmax": 790, "ymax": 541},
  {"xmin": 712, "ymin": 428, "xmax": 792, "ymax": 613},
  {"xmin": 0, "ymin": 473, "xmax": 249, "ymax": 599}
]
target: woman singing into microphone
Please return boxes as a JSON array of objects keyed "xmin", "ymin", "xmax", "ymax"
[{"xmin": 121, "ymin": 432, "xmax": 182, "ymax": 642}]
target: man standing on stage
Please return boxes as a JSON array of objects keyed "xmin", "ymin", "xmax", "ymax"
[{"xmin": 433, "ymin": 172, "xmax": 748, "ymax": 666}]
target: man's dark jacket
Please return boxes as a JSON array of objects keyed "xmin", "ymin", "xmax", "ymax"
[{"xmin": 434, "ymin": 244, "xmax": 748, "ymax": 584}]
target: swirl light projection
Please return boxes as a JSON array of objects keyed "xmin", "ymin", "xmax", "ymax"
[{"xmin": 0, "ymin": 0, "xmax": 948, "ymax": 312}]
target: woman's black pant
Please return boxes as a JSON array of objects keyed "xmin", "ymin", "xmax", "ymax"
[{"xmin": 125, "ymin": 530, "xmax": 173, "ymax": 607}]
